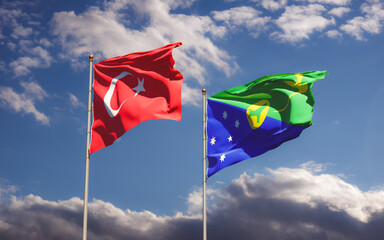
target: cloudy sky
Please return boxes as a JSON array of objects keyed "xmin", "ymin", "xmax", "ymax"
[{"xmin": 1, "ymin": 0, "xmax": 384, "ymax": 239}]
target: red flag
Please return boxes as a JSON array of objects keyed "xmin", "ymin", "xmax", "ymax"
[{"xmin": 90, "ymin": 42, "xmax": 183, "ymax": 153}]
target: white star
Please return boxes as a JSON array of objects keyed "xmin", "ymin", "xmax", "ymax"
[
  {"xmin": 210, "ymin": 137, "xmax": 216, "ymax": 145},
  {"xmin": 228, "ymin": 135, "xmax": 233, "ymax": 142},
  {"xmin": 235, "ymin": 119, "xmax": 240, "ymax": 128},
  {"xmin": 132, "ymin": 78, "xmax": 145, "ymax": 97},
  {"xmin": 223, "ymin": 111, "xmax": 228, "ymax": 119},
  {"xmin": 220, "ymin": 154, "xmax": 226, "ymax": 162}
]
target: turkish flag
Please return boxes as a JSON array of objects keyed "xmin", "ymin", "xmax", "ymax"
[{"xmin": 90, "ymin": 42, "xmax": 183, "ymax": 153}]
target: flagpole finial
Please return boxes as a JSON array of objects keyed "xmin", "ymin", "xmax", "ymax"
[
  {"xmin": 89, "ymin": 54, "xmax": 94, "ymax": 62},
  {"xmin": 202, "ymin": 89, "xmax": 206, "ymax": 95}
]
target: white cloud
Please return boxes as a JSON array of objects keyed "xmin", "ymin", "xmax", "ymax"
[
  {"xmin": 17, "ymin": 39, "xmax": 33, "ymax": 49},
  {"xmin": 270, "ymin": 4, "xmax": 335, "ymax": 43},
  {"xmin": 20, "ymin": 81, "xmax": 48, "ymax": 101},
  {"xmin": 0, "ymin": 184, "xmax": 17, "ymax": 198},
  {"xmin": 180, "ymin": 84, "xmax": 201, "ymax": 107},
  {"xmin": 68, "ymin": 93, "xmax": 85, "ymax": 108},
  {"xmin": 299, "ymin": 0, "xmax": 352, "ymax": 5},
  {"xmin": 212, "ymin": 6, "xmax": 270, "ymax": 37},
  {"xmin": 51, "ymin": 0, "xmax": 238, "ymax": 106},
  {"xmin": 254, "ymin": 165, "xmax": 384, "ymax": 222},
  {"xmin": 0, "ymin": 5, "xmax": 52, "ymax": 76},
  {"xmin": 205, "ymin": 163, "xmax": 384, "ymax": 225},
  {"xmin": 11, "ymin": 25, "xmax": 33, "ymax": 39},
  {"xmin": 259, "ymin": 0, "xmax": 288, "ymax": 11},
  {"xmin": 9, "ymin": 46, "xmax": 53, "ymax": 76},
  {"xmin": 3, "ymin": 163, "xmax": 384, "ymax": 239},
  {"xmin": 6, "ymin": 42, "xmax": 17, "ymax": 51},
  {"xmin": 29, "ymin": 46, "xmax": 52, "ymax": 65},
  {"xmin": 340, "ymin": 2, "xmax": 384, "ymax": 40},
  {"xmin": 186, "ymin": 187, "xmax": 202, "ymax": 215},
  {"xmin": 326, "ymin": 29, "xmax": 343, "ymax": 38},
  {"xmin": 0, "ymin": 8, "xmax": 27, "ymax": 28},
  {"xmin": 329, "ymin": 7, "xmax": 351, "ymax": 17},
  {"xmin": 0, "ymin": 7, "xmax": 33, "ymax": 43},
  {"xmin": 38, "ymin": 38, "xmax": 51, "ymax": 47},
  {"xmin": 0, "ymin": 3, "xmax": 65, "ymax": 124},
  {"xmin": 0, "ymin": 61, "xmax": 5, "ymax": 72},
  {"xmin": 9, "ymin": 57, "xmax": 41, "ymax": 76},
  {"xmin": 0, "ymin": 83, "xmax": 49, "ymax": 125},
  {"xmin": 0, "ymin": 194, "xmax": 198, "ymax": 239}
]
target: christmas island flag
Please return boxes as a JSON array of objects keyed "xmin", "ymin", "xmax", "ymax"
[{"xmin": 207, "ymin": 71, "xmax": 327, "ymax": 177}]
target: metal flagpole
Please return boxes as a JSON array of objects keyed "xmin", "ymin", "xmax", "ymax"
[
  {"xmin": 202, "ymin": 89, "xmax": 207, "ymax": 240},
  {"xmin": 82, "ymin": 54, "xmax": 94, "ymax": 240}
]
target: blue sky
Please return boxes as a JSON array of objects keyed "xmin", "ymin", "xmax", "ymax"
[{"xmin": 1, "ymin": 0, "xmax": 384, "ymax": 239}]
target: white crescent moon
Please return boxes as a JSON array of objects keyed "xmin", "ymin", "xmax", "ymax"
[{"xmin": 103, "ymin": 71, "xmax": 132, "ymax": 118}]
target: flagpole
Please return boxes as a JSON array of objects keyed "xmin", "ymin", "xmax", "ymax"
[
  {"xmin": 202, "ymin": 89, "xmax": 207, "ymax": 240},
  {"xmin": 82, "ymin": 54, "xmax": 94, "ymax": 240}
]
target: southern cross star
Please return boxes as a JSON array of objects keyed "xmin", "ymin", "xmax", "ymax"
[
  {"xmin": 223, "ymin": 111, "xmax": 228, "ymax": 119},
  {"xmin": 210, "ymin": 136, "xmax": 216, "ymax": 145},
  {"xmin": 235, "ymin": 119, "xmax": 240, "ymax": 128}
]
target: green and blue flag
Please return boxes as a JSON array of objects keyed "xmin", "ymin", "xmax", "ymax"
[{"xmin": 207, "ymin": 71, "xmax": 327, "ymax": 177}]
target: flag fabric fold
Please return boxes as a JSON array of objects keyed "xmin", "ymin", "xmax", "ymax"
[
  {"xmin": 207, "ymin": 71, "xmax": 327, "ymax": 177},
  {"xmin": 90, "ymin": 42, "xmax": 183, "ymax": 154}
]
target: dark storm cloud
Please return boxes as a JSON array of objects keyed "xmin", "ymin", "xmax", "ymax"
[{"xmin": 2, "ymin": 163, "xmax": 384, "ymax": 239}]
